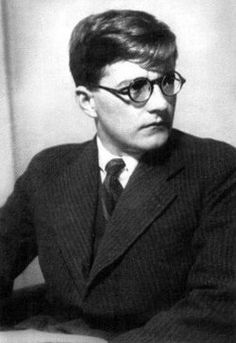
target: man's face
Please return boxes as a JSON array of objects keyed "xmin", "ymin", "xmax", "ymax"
[{"xmin": 92, "ymin": 60, "xmax": 176, "ymax": 158}]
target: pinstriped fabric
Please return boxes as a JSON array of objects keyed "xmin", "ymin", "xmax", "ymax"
[
  {"xmin": 0, "ymin": 130, "xmax": 235, "ymax": 342},
  {"xmin": 50, "ymin": 142, "xmax": 99, "ymax": 282}
]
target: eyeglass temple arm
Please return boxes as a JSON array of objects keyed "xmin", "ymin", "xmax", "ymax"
[{"xmin": 96, "ymin": 84, "xmax": 129, "ymax": 95}]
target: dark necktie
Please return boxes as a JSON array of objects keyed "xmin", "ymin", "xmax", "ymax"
[{"xmin": 102, "ymin": 158, "xmax": 125, "ymax": 219}]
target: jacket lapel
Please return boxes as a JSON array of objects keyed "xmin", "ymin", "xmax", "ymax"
[
  {"xmin": 88, "ymin": 140, "xmax": 185, "ymax": 286},
  {"xmin": 49, "ymin": 140, "xmax": 99, "ymax": 292}
]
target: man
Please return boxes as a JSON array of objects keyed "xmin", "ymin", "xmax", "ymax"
[{"xmin": 0, "ymin": 9, "xmax": 235, "ymax": 343}]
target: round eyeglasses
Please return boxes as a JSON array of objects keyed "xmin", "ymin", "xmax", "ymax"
[{"xmin": 93, "ymin": 71, "xmax": 186, "ymax": 103}]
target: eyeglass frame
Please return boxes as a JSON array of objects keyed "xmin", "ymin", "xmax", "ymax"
[{"xmin": 86, "ymin": 71, "xmax": 186, "ymax": 103}]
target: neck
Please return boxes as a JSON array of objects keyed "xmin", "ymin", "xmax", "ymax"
[{"xmin": 97, "ymin": 137, "xmax": 146, "ymax": 161}]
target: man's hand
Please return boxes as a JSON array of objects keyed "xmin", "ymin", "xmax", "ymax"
[{"xmin": 0, "ymin": 329, "xmax": 108, "ymax": 343}]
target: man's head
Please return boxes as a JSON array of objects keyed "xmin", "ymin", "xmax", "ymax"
[
  {"xmin": 70, "ymin": 10, "xmax": 185, "ymax": 158},
  {"xmin": 69, "ymin": 9, "xmax": 178, "ymax": 88}
]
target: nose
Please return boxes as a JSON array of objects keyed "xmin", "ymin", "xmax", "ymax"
[{"xmin": 146, "ymin": 84, "xmax": 169, "ymax": 112}]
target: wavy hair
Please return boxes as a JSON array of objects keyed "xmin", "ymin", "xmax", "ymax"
[{"xmin": 69, "ymin": 10, "xmax": 178, "ymax": 87}]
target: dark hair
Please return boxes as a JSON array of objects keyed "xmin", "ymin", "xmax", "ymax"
[{"xmin": 69, "ymin": 9, "xmax": 178, "ymax": 87}]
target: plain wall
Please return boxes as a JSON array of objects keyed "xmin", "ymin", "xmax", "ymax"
[
  {"xmin": 0, "ymin": 0, "xmax": 236, "ymax": 287},
  {"xmin": 0, "ymin": 0, "xmax": 15, "ymax": 205}
]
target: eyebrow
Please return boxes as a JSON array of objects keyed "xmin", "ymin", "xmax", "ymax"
[
  {"xmin": 116, "ymin": 74, "xmax": 165, "ymax": 89},
  {"xmin": 115, "ymin": 70, "xmax": 168, "ymax": 89},
  {"xmin": 116, "ymin": 79, "xmax": 134, "ymax": 88}
]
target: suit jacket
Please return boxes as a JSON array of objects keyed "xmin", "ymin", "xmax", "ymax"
[{"xmin": 0, "ymin": 129, "xmax": 235, "ymax": 342}]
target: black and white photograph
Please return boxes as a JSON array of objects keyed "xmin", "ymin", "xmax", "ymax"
[{"xmin": 0, "ymin": 1, "xmax": 235, "ymax": 342}]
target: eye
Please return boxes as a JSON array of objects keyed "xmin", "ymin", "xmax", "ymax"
[
  {"xmin": 161, "ymin": 72, "xmax": 177, "ymax": 94},
  {"xmin": 129, "ymin": 78, "xmax": 152, "ymax": 102},
  {"xmin": 131, "ymin": 79, "xmax": 150, "ymax": 94},
  {"xmin": 163, "ymin": 73, "xmax": 176, "ymax": 86}
]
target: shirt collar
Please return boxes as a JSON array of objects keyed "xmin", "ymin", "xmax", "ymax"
[{"xmin": 96, "ymin": 136, "xmax": 138, "ymax": 175}]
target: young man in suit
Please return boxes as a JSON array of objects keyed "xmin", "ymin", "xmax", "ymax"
[{"xmin": 0, "ymin": 9, "xmax": 235, "ymax": 343}]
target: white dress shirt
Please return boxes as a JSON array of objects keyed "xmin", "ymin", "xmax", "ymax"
[{"xmin": 96, "ymin": 137, "xmax": 139, "ymax": 188}]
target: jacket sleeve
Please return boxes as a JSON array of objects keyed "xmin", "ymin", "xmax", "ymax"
[
  {"xmin": 0, "ymin": 170, "xmax": 37, "ymax": 300},
  {"xmin": 110, "ymin": 157, "xmax": 236, "ymax": 342}
]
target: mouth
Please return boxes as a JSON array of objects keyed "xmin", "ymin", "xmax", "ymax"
[{"xmin": 141, "ymin": 121, "xmax": 171, "ymax": 130}]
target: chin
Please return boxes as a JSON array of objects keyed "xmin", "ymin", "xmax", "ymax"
[
  {"xmin": 130, "ymin": 136, "xmax": 169, "ymax": 157},
  {"xmin": 122, "ymin": 130, "xmax": 172, "ymax": 157},
  {"xmin": 144, "ymin": 130, "xmax": 170, "ymax": 151}
]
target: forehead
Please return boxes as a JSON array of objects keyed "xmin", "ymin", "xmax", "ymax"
[{"xmin": 101, "ymin": 60, "xmax": 175, "ymax": 86}]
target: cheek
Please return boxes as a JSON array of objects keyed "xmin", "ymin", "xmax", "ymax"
[
  {"xmin": 95, "ymin": 97, "xmax": 139, "ymax": 130},
  {"xmin": 104, "ymin": 115, "xmax": 138, "ymax": 139},
  {"xmin": 95, "ymin": 95, "xmax": 124, "ymax": 120}
]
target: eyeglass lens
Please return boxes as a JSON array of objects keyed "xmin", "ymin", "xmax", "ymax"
[
  {"xmin": 130, "ymin": 79, "xmax": 152, "ymax": 102},
  {"xmin": 129, "ymin": 72, "xmax": 183, "ymax": 102},
  {"xmin": 162, "ymin": 73, "xmax": 181, "ymax": 96}
]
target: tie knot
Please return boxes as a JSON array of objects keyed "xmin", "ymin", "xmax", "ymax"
[{"xmin": 105, "ymin": 158, "xmax": 125, "ymax": 178}]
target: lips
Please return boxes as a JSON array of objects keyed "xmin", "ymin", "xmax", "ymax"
[{"xmin": 142, "ymin": 121, "xmax": 170, "ymax": 129}]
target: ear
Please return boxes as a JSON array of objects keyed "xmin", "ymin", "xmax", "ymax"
[{"xmin": 75, "ymin": 86, "xmax": 97, "ymax": 118}]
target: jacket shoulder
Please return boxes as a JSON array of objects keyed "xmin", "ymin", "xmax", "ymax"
[
  {"xmin": 172, "ymin": 129, "xmax": 236, "ymax": 176},
  {"xmin": 25, "ymin": 140, "xmax": 94, "ymax": 183}
]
